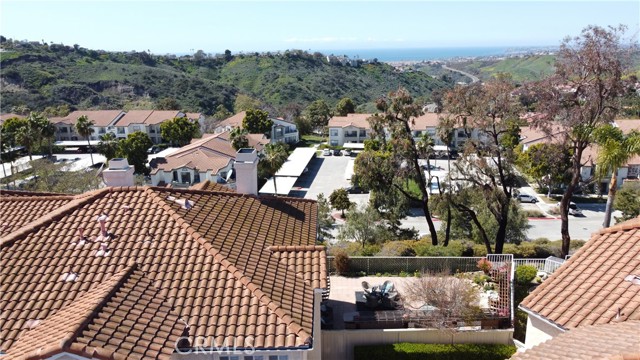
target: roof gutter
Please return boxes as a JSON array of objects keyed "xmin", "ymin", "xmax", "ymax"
[{"xmin": 518, "ymin": 304, "xmax": 568, "ymax": 333}]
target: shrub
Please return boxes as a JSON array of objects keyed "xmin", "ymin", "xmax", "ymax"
[
  {"xmin": 477, "ymin": 258, "xmax": 492, "ymax": 273},
  {"xmin": 523, "ymin": 209, "xmax": 545, "ymax": 218},
  {"xmin": 333, "ymin": 251, "xmax": 350, "ymax": 275},
  {"xmin": 361, "ymin": 244, "xmax": 381, "ymax": 256},
  {"xmin": 377, "ymin": 240, "xmax": 417, "ymax": 256},
  {"xmin": 472, "ymin": 244, "xmax": 488, "ymax": 257},
  {"xmin": 354, "ymin": 343, "xmax": 517, "ymax": 360},
  {"xmin": 515, "ymin": 265, "xmax": 538, "ymax": 285}
]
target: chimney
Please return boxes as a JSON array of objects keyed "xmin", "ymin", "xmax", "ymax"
[
  {"xmin": 234, "ymin": 148, "xmax": 259, "ymax": 195},
  {"xmin": 102, "ymin": 158, "xmax": 134, "ymax": 187}
]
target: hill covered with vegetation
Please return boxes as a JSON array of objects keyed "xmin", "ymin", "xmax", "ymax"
[
  {"xmin": 446, "ymin": 55, "xmax": 556, "ymax": 83},
  {"xmin": 0, "ymin": 39, "xmax": 449, "ymax": 116}
]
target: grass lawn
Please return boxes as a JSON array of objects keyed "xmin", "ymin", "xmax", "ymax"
[
  {"xmin": 301, "ymin": 134, "xmax": 325, "ymax": 144},
  {"xmin": 354, "ymin": 343, "xmax": 517, "ymax": 360}
]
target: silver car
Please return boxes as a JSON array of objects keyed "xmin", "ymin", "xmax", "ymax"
[{"xmin": 517, "ymin": 194, "xmax": 538, "ymax": 203}]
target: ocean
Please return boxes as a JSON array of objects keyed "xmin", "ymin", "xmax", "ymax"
[{"xmin": 313, "ymin": 47, "xmax": 534, "ymax": 62}]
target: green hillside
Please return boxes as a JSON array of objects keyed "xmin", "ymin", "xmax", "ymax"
[
  {"xmin": 448, "ymin": 55, "xmax": 556, "ymax": 83},
  {"xmin": 0, "ymin": 40, "xmax": 448, "ymax": 115}
]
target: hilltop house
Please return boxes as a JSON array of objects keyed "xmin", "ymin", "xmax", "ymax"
[
  {"xmin": 149, "ymin": 132, "xmax": 267, "ymax": 187},
  {"xmin": 215, "ymin": 112, "xmax": 300, "ymax": 145},
  {"xmin": 0, "ymin": 153, "xmax": 327, "ymax": 360},
  {"xmin": 514, "ymin": 216, "xmax": 640, "ymax": 358}
]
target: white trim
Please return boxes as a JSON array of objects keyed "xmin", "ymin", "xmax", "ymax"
[{"xmin": 519, "ymin": 305, "xmax": 567, "ymax": 333}]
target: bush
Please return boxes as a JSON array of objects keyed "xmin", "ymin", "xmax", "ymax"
[
  {"xmin": 333, "ymin": 251, "xmax": 350, "ymax": 274},
  {"xmin": 515, "ymin": 265, "xmax": 538, "ymax": 285},
  {"xmin": 523, "ymin": 209, "xmax": 545, "ymax": 218},
  {"xmin": 377, "ymin": 240, "xmax": 417, "ymax": 256},
  {"xmin": 354, "ymin": 343, "xmax": 517, "ymax": 360},
  {"xmin": 476, "ymin": 258, "xmax": 492, "ymax": 273}
]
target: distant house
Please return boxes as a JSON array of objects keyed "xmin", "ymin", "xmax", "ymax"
[
  {"xmin": 327, "ymin": 113, "xmax": 372, "ymax": 147},
  {"xmin": 113, "ymin": 110, "xmax": 188, "ymax": 143},
  {"xmin": 517, "ymin": 216, "xmax": 640, "ymax": 352},
  {"xmin": 51, "ymin": 110, "xmax": 125, "ymax": 141},
  {"xmin": 0, "ymin": 169, "xmax": 327, "ymax": 359},
  {"xmin": 0, "ymin": 113, "xmax": 25, "ymax": 125},
  {"xmin": 215, "ymin": 112, "xmax": 300, "ymax": 145},
  {"xmin": 149, "ymin": 131, "xmax": 267, "ymax": 187}
]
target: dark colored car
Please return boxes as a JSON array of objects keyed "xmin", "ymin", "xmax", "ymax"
[
  {"xmin": 345, "ymin": 185, "xmax": 367, "ymax": 194},
  {"xmin": 333, "ymin": 149, "xmax": 342, "ymax": 156}
]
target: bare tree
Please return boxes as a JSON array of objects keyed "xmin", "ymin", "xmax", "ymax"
[
  {"xmin": 403, "ymin": 273, "xmax": 482, "ymax": 328},
  {"xmin": 440, "ymin": 74, "xmax": 523, "ymax": 254},
  {"xmin": 530, "ymin": 25, "xmax": 633, "ymax": 257}
]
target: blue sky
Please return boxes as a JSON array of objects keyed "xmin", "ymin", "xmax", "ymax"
[{"xmin": 1, "ymin": 1, "xmax": 638, "ymax": 54}]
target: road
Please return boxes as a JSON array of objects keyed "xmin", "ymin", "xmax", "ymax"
[{"xmin": 442, "ymin": 65, "xmax": 480, "ymax": 83}]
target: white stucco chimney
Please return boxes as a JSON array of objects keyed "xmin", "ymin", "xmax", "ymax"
[
  {"xmin": 234, "ymin": 148, "xmax": 259, "ymax": 195},
  {"xmin": 102, "ymin": 158, "xmax": 135, "ymax": 187}
]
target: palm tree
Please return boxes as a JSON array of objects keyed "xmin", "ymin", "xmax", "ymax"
[
  {"xmin": 97, "ymin": 132, "xmax": 119, "ymax": 164},
  {"xmin": 75, "ymin": 115, "xmax": 95, "ymax": 165},
  {"xmin": 260, "ymin": 142, "xmax": 288, "ymax": 196},
  {"xmin": 230, "ymin": 127, "xmax": 249, "ymax": 151},
  {"xmin": 593, "ymin": 124, "xmax": 640, "ymax": 228}
]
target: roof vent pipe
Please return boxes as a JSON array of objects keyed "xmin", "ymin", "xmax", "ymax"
[{"xmin": 97, "ymin": 214, "xmax": 109, "ymax": 238}]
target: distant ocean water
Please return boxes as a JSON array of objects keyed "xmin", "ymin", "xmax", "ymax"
[{"xmin": 316, "ymin": 47, "xmax": 519, "ymax": 62}]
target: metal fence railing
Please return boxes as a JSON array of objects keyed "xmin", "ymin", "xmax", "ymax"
[
  {"xmin": 327, "ymin": 256, "xmax": 485, "ymax": 275},
  {"xmin": 328, "ymin": 256, "xmax": 566, "ymax": 276}
]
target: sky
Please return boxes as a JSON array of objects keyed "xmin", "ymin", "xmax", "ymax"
[{"xmin": 1, "ymin": 0, "xmax": 638, "ymax": 54}]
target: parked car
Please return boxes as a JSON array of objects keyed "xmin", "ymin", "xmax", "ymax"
[
  {"xmin": 343, "ymin": 149, "xmax": 352, "ymax": 156},
  {"xmin": 333, "ymin": 149, "xmax": 342, "ymax": 156},
  {"xmin": 421, "ymin": 164, "xmax": 439, "ymax": 171},
  {"xmin": 556, "ymin": 201, "xmax": 583, "ymax": 216},
  {"xmin": 517, "ymin": 194, "xmax": 538, "ymax": 203},
  {"xmin": 345, "ymin": 185, "xmax": 367, "ymax": 194},
  {"xmin": 322, "ymin": 148, "xmax": 331, "ymax": 156}
]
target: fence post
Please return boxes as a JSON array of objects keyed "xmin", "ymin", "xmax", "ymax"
[{"xmin": 406, "ymin": 258, "xmax": 409, "ymax": 273}]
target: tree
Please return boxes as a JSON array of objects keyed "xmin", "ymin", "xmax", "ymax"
[
  {"xmin": 97, "ymin": 132, "xmax": 119, "ymax": 163},
  {"xmin": 592, "ymin": 124, "xmax": 640, "ymax": 228},
  {"xmin": 229, "ymin": 127, "xmax": 249, "ymax": 151},
  {"xmin": 304, "ymin": 100, "xmax": 332, "ymax": 132},
  {"xmin": 336, "ymin": 97, "xmax": 356, "ymax": 116},
  {"xmin": 613, "ymin": 185, "xmax": 640, "ymax": 223},
  {"xmin": 354, "ymin": 88, "xmax": 440, "ymax": 245},
  {"xmin": 530, "ymin": 25, "xmax": 632, "ymax": 257},
  {"xmin": 75, "ymin": 115, "xmax": 95, "ymax": 165},
  {"xmin": 213, "ymin": 105, "xmax": 233, "ymax": 121},
  {"xmin": 440, "ymin": 74, "xmax": 523, "ymax": 254},
  {"xmin": 242, "ymin": 109, "xmax": 272, "ymax": 135},
  {"xmin": 329, "ymin": 188, "xmax": 353, "ymax": 217},
  {"xmin": 293, "ymin": 116, "xmax": 313, "ymax": 137},
  {"xmin": 516, "ymin": 143, "xmax": 572, "ymax": 196},
  {"xmin": 156, "ymin": 97, "xmax": 181, "ymax": 110},
  {"xmin": 119, "ymin": 131, "xmax": 153, "ymax": 174},
  {"xmin": 160, "ymin": 117, "xmax": 199, "ymax": 146},
  {"xmin": 338, "ymin": 203, "xmax": 390, "ymax": 248},
  {"xmin": 317, "ymin": 193, "xmax": 335, "ymax": 242},
  {"xmin": 258, "ymin": 142, "xmax": 288, "ymax": 195}
]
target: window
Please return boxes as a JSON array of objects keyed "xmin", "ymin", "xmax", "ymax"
[
  {"xmin": 132, "ymin": 125, "xmax": 141, "ymax": 131},
  {"xmin": 117, "ymin": 127, "xmax": 125, "ymax": 134},
  {"xmin": 345, "ymin": 130, "xmax": 357, "ymax": 137},
  {"xmin": 330, "ymin": 129, "xmax": 339, "ymax": 137},
  {"xmin": 244, "ymin": 356, "xmax": 264, "ymax": 360},
  {"xmin": 99, "ymin": 128, "xmax": 106, "ymax": 134},
  {"xmin": 60, "ymin": 127, "xmax": 69, "ymax": 133},
  {"xmin": 220, "ymin": 356, "xmax": 240, "ymax": 360},
  {"xmin": 150, "ymin": 127, "xmax": 156, "ymax": 133},
  {"xmin": 268, "ymin": 356, "xmax": 288, "ymax": 360},
  {"xmin": 330, "ymin": 140, "xmax": 338, "ymax": 146},
  {"xmin": 359, "ymin": 130, "xmax": 367, "ymax": 137}
]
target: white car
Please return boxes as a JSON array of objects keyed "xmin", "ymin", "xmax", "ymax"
[
  {"xmin": 556, "ymin": 201, "xmax": 583, "ymax": 216},
  {"xmin": 517, "ymin": 194, "xmax": 538, "ymax": 203},
  {"xmin": 322, "ymin": 149, "xmax": 331, "ymax": 156}
]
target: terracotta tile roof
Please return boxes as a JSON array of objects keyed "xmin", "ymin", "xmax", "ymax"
[
  {"xmin": 0, "ymin": 193, "xmax": 77, "ymax": 236},
  {"xmin": 520, "ymin": 216, "xmax": 640, "ymax": 329},
  {"xmin": 615, "ymin": 119, "xmax": 640, "ymax": 134},
  {"xmin": 1, "ymin": 186, "xmax": 323, "ymax": 353},
  {"xmin": 150, "ymin": 148, "xmax": 233, "ymax": 175},
  {"xmin": 411, "ymin": 113, "xmax": 440, "ymax": 130},
  {"xmin": 113, "ymin": 110, "xmax": 154, "ymax": 126},
  {"xmin": 144, "ymin": 111, "xmax": 182, "ymax": 125},
  {"xmin": 511, "ymin": 321, "xmax": 640, "ymax": 360},
  {"xmin": 269, "ymin": 246, "xmax": 328, "ymax": 290},
  {"xmin": 4, "ymin": 263, "xmax": 185, "ymax": 360},
  {"xmin": 57, "ymin": 111, "xmax": 125, "ymax": 127},
  {"xmin": 0, "ymin": 113, "xmax": 24, "ymax": 123},
  {"xmin": 189, "ymin": 180, "xmax": 235, "ymax": 193},
  {"xmin": 215, "ymin": 131, "xmax": 267, "ymax": 151},
  {"xmin": 217, "ymin": 111, "xmax": 246, "ymax": 128},
  {"xmin": 185, "ymin": 112, "xmax": 202, "ymax": 120},
  {"xmin": 328, "ymin": 113, "xmax": 373, "ymax": 128}
]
